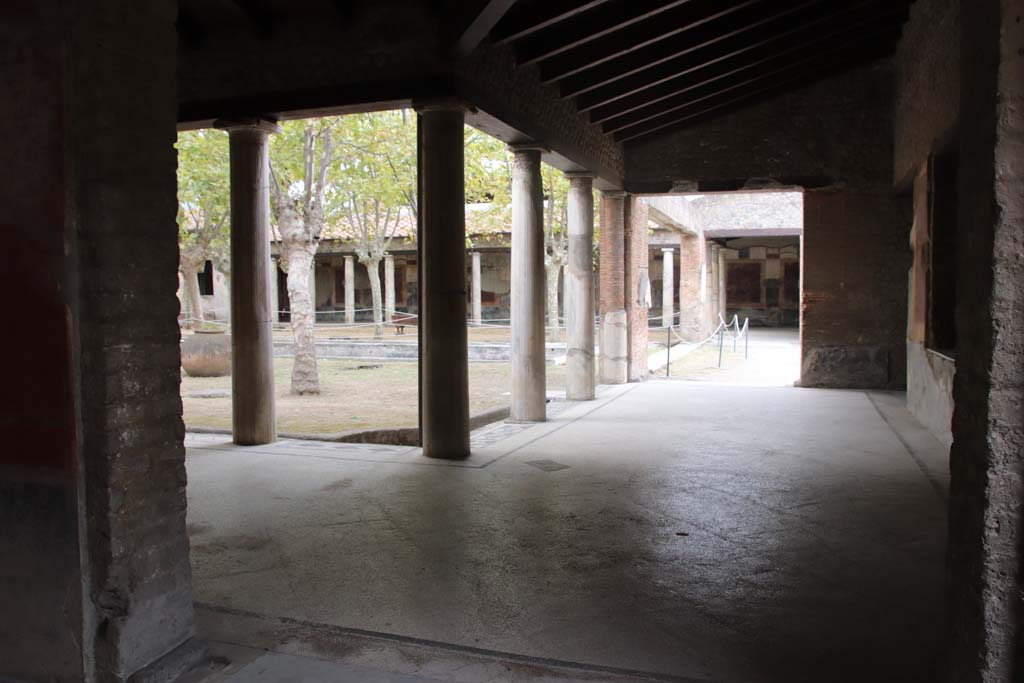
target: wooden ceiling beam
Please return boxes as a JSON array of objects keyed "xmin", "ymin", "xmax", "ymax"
[
  {"xmin": 575, "ymin": 0, "xmax": 900, "ymax": 111},
  {"xmin": 514, "ymin": 0, "xmax": 696, "ymax": 66},
  {"xmin": 555, "ymin": 0, "xmax": 842, "ymax": 96},
  {"xmin": 587, "ymin": 12, "xmax": 905, "ymax": 123},
  {"xmin": 614, "ymin": 38, "xmax": 898, "ymax": 142},
  {"xmin": 451, "ymin": 0, "xmax": 519, "ymax": 57},
  {"xmin": 490, "ymin": 0, "xmax": 612, "ymax": 45}
]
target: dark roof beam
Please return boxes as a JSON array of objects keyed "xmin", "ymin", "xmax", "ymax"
[
  {"xmin": 614, "ymin": 38, "xmax": 899, "ymax": 142},
  {"xmin": 556, "ymin": 0, "xmax": 843, "ymax": 96},
  {"xmin": 451, "ymin": 0, "xmax": 518, "ymax": 57},
  {"xmin": 604, "ymin": 31, "xmax": 899, "ymax": 135},
  {"xmin": 587, "ymin": 13, "xmax": 905, "ymax": 123},
  {"xmin": 490, "ymin": 0, "xmax": 612, "ymax": 44},
  {"xmin": 514, "ymin": 0, "xmax": 696, "ymax": 67},
  {"xmin": 576, "ymin": 0, "xmax": 902, "ymax": 111}
]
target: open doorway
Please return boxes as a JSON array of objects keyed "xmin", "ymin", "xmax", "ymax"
[{"xmin": 646, "ymin": 191, "xmax": 803, "ymax": 385}]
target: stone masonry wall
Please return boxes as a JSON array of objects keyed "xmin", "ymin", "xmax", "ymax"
[
  {"xmin": 1, "ymin": 3, "xmax": 194, "ymax": 682},
  {"xmin": 893, "ymin": 0, "xmax": 961, "ymax": 187},
  {"xmin": 801, "ymin": 190, "xmax": 909, "ymax": 389},
  {"xmin": 625, "ymin": 60, "xmax": 895, "ymax": 194},
  {"xmin": 945, "ymin": 1, "xmax": 1024, "ymax": 679},
  {"xmin": 74, "ymin": 3, "xmax": 196, "ymax": 680}
]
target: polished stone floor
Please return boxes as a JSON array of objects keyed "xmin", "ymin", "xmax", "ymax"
[{"xmin": 185, "ymin": 381, "xmax": 948, "ymax": 682}]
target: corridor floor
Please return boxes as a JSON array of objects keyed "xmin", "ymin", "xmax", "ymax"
[{"xmin": 185, "ymin": 382, "xmax": 948, "ymax": 682}]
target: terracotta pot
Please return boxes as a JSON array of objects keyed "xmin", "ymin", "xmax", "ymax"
[{"xmin": 182, "ymin": 330, "xmax": 232, "ymax": 377}]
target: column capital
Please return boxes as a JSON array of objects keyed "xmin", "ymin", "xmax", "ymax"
[
  {"xmin": 564, "ymin": 171, "xmax": 596, "ymax": 180},
  {"xmin": 508, "ymin": 142, "xmax": 549, "ymax": 154},
  {"xmin": 412, "ymin": 97, "xmax": 475, "ymax": 114},
  {"xmin": 601, "ymin": 190, "xmax": 628, "ymax": 198},
  {"xmin": 214, "ymin": 117, "xmax": 281, "ymax": 135},
  {"xmin": 661, "ymin": 247, "xmax": 675, "ymax": 253}
]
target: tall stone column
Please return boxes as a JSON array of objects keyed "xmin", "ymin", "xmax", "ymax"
[
  {"xmin": 565, "ymin": 172, "xmax": 596, "ymax": 400},
  {"xmin": 471, "ymin": 251, "xmax": 483, "ymax": 325},
  {"xmin": 662, "ymin": 248, "xmax": 674, "ymax": 327},
  {"xmin": 344, "ymin": 254, "xmax": 355, "ymax": 324},
  {"xmin": 509, "ymin": 144, "xmax": 547, "ymax": 421},
  {"xmin": 384, "ymin": 254, "xmax": 395, "ymax": 322},
  {"xmin": 417, "ymin": 104, "xmax": 470, "ymax": 458},
  {"xmin": 599, "ymin": 191, "xmax": 628, "ymax": 384},
  {"xmin": 217, "ymin": 118, "xmax": 279, "ymax": 446},
  {"xmin": 718, "ymin": 247, "xmax": 727, "ymax": 320},
  {"xmin": 269, "ymin": 256, "xmax": 280, "ymax": 322}
]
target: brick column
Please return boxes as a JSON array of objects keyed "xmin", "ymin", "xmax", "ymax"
[
  {"xmin": 509, "ymin": 144, "xmax": 547, "ymax": 421},
  {"xmin": 624, "ymin": 196, "xmax": 650, "ymax": 381},
  {"xmin": 599, "ymin": 191, "xmax": 628, "ymax": 383},
  {"xmin": 417, "ymin": 104, "xmax": 470, "ymax": 458},
  {"xmin": 678, "ymin": 233, "xmax": 705, "ymax": 341},
  {"xmin": 218, "ymin": 118, "xmax": 280, "ymax": 446}
]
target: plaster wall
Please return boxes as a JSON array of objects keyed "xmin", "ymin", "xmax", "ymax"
[
  {"xmin": 893, "ymin": 0, "xmax": 961, "ymax": 186},
  {"xmin": 907, "ymin": 342, "xmax": 955, "ymax": 446}
]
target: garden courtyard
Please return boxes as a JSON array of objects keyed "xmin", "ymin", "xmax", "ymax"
[{"xmin": 182, "ymin": 358, "xmax": 568, "ymax": 435}]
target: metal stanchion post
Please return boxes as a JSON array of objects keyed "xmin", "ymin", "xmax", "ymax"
[{"xmin": 666, "ymin": 324, "xmax": 671, "ymax": 378}]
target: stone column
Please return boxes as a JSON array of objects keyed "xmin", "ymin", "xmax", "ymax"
[
  {"xmin": 269, "ymin": 256, "xmax": 280, "ymax": 322},
  {"xmin": 418, "ymin": 104, "xmax": 470, "ymax": 458},
  {"xmin": 718, "ymin": 247, "xmax": 727, "ymax": 320},
  {"xmin": 217, "ymin": 118, "xmax": 279, "ymax": 446},
  {"xmin": 599, "ymin": 191, "xmax": 628, "ymax": 384},
  {"xmin": 662, "ymin": 248, "xmax": 674, "ymax": 327},
  {"xmin": 384, "ymin": 254, "xmax": 395, "ymax": 322},
  {"xmin": 565, "ymin": 172, "xmax": 596, "ymax": 400},
  {"xmin": 471, "ymin": 251, "xmax": 483, "ymax": 325},
  {"xmin": 509, "ymin": 144, "xmax": 547, "ymax": 421},
  {"xmin": 344, "ymin": 254, "xmax": 355, "ymax": 324}
]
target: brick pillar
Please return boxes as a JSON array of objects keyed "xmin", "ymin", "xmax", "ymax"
[
  {"xmin": 624, "ymin": 196, "xmax": 650, "ymax": 381},
  {"xmin": 0, "ymin": 3, "xmax": 202, "ymax": 680},
  {"xmin": 678, "ymin": 233, "xmax": 705, "ymax": 341},
  {"xmin": 599, "ymin": 192, "xmax": 627, "ymax": 383}
]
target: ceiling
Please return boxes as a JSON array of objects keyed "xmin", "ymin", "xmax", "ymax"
[{"xmin": 488, "ymin": 0, "xmax": 913, "ymax": 143}]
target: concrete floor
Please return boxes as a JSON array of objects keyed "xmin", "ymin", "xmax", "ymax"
[{"xmin": 186, "ymin": 380, "xmax": 948, "ymax": 682}]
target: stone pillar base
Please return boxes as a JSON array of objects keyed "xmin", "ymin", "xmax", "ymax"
[{"xmin": 600, "ymin": 310, "xmax": 628, "ymax": 384}]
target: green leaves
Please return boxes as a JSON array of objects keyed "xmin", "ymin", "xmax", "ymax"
[{"xmin": 176, "ymin": 129, "xmax": 230, "ymax": 257}]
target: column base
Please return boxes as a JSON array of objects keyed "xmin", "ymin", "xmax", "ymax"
[{"xmin": 599, "ymin": 310, "xmax": 628, "ymax": 385}]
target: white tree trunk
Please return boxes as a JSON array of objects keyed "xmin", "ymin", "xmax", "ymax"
[
  {"xmin": 363, "ymin": 257, "xmax": 384, "ymax": 339},
  {"xmin": 181, "ymin": 267, "xmax": 205, "ymax": 327},
  {"xmin": 284, "ymin": 245, "xmax": 320, "ymax": 394},
  {"xmin": 545, "ymin": 259, "xmax": 561, "ymax": 335}
]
